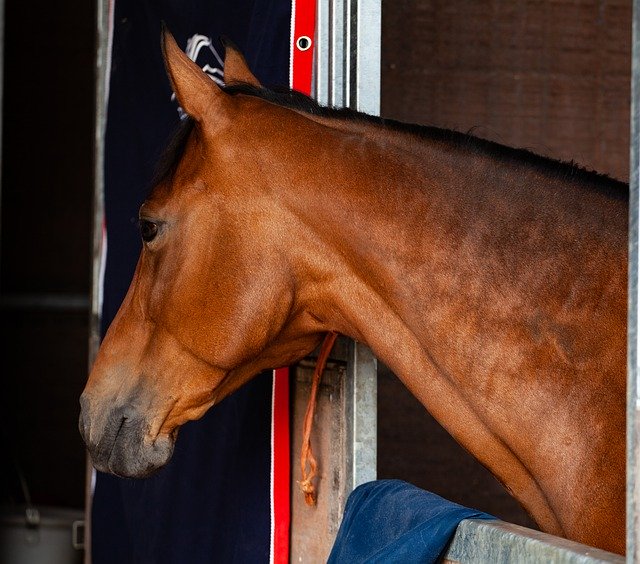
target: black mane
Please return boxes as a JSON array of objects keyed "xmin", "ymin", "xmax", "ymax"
[
  {"xmin": 151, "ymin": 116, "xmax": 196, "ymax": 189},
  {"xmin": 153, "ymin": 83, "xmax": 628, "ymax": 200}
]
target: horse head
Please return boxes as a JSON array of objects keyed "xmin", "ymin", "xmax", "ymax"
[
  {"xmin": 78, "ymin": 27, "xmax": 629, "ymax": 554},
  {"xmin": 79, "ymin": 31, "xmax": 326, "ymax": 477}
]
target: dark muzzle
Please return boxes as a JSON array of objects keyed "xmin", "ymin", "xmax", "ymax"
[{"xmin": 79, "ymin": 394, "xmax": 175, "ymax": 478}]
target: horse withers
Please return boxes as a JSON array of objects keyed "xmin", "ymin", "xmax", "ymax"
[{"xmin": 79, "ymin": 30, "xmax": 627, "ymax": 554}]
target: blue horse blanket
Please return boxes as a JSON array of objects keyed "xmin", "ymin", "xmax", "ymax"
[{"xmin": 328, "ymin": 480, "xmax": 495, "ymax": 563}]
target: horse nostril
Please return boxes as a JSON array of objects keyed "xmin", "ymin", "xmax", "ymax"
[
  {"xmin": 115, "ymin": 414, "xmax": 127, "ymax": 437},
  {"xmin": 78, "ymin": 407, "xmax": 95, "ymax": 444},
  {"xmin": 78, "ymin": 395, "xmax": 92, "ymax": 443},
  {"xmin": 79, "ymin": 393, "xmax": 91, "ymax": 413}
]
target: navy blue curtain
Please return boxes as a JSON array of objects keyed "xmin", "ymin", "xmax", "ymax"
[{"xmin": 92, "ymin": 2, "xmax": 291, "ymax": 562}]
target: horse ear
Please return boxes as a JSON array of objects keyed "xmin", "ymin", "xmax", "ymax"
[
  {"xmin": 161, "ymin": 26, "xmax": 224, "ymax": 123},
  {"xmin": 221, "ymin": 37, "xmax": 261, "ymax": 87}
]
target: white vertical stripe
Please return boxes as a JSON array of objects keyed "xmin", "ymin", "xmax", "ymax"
[{"xmin": 289, "ymin": 0, "xmax": 297, "ymax": 88}]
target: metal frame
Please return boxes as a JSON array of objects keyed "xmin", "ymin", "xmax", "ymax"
[
  {"xmin": 444, "ymin": 520, "xmax": 624, "ymax": 564},
  {"xmin": 313, "ymin": 0, "xmax": 380, "ymax": 501},
  {"xmin": 86, "ymin": 1, "xmax": 111, "ymax": 561},
  {"xmin": 343, "ymin": 340, "xmax": 377, "ymax": 492},
  {"xmin": 314, "ymin": 0, "xmax": 381, "ymax": 115},
  {"xmin": 628, "ymin": 0, "xmax": 640, "ymax": 561}
]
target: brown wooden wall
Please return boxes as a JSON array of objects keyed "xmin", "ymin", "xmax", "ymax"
[
  {"xmin": 381, "ymin": 0, "xmax": 631, "ymax": 180},
  {"xmin": 377, "ymin": 0, "xmax": 631, "ymax": 526}
]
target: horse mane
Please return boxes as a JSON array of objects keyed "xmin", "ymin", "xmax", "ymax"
[
  {"xmin": 153, "ymin": 83, "xmax": 628, "ymax": 201},
  {"xmin": 151, "ymin": 116, "xmax": 196, "ymax": 190}
]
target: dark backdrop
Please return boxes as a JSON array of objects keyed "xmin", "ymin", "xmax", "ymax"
[{"xmin": 1, "ymin": 0, "xmax": 95, "ymax": 509}]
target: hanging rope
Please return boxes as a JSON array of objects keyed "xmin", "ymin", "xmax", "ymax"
[{"xmin": 299, "ymin": 331, "xmax": 338, "ymax": 506}]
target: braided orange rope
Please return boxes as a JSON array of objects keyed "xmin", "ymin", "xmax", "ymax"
[{"xmin": 299, "ymin": 331, "xmax": 338, "ymax": 506}]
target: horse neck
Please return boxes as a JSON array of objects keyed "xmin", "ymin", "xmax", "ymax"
[
  {"xmin": 284, "ymin": 121, "xmax": 483, "ymax": 357},
  {"xmin": 284, "ymin": 123, "xmax": 500, "ymax": 402},
  {"xmin": 282, "ymin": 116, "xmax": 625, "ymax": 391},
  {"xmin": 281, "ymin": 116, "xmax": 626, "ymax": 544}
]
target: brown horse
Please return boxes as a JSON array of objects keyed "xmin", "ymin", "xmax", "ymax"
[{"xmin": 79, "ymin": 30, "xmax": 627, "ymax": 554}]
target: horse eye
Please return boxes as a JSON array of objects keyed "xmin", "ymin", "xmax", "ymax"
[{"xmin": 139, "ymin": 220, "xmax": 159, "ymax": 242}]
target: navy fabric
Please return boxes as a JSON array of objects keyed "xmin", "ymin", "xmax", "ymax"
[
  {"xmin": 92, "ymin": 1, "xmax": 291, "ymax": 562},
  {"xmin": 328, "ymin": 480, "xmax": 495, "ymax": 564}
]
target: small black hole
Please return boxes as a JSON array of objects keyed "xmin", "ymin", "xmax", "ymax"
[{"xmin": 296, "ymin": 36, "xmax": 311, "ymax": 51}]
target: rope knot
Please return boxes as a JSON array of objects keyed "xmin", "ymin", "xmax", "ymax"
[{"xmin": 299, "ymin": 479, "xmax": 315, "ymax": 494}]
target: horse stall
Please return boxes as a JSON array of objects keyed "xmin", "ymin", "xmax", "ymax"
[{"xmin": 79, "ymin": 0, "xmax": 635, "ymax": 562}]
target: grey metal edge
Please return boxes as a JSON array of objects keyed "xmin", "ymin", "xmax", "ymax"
[
  {"xmin": 344, "ymin": 339, "xmax": 377, "ymax": 495},
  {"xmin": 314, "ymin": 0, "xmax": 380, "ymax": 509},
  {"xmin": 629, "ymin": 0, "xmax": 640, "ymax": 561},
  {"xmin": 444, "ymin": 520, "xmax": 624, "ymax": 564},
  {"xmin": 85, "ymin": 0, "xmax": 111, "ymax": 561}
]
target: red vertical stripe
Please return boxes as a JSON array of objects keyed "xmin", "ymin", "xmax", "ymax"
[
  {"xmin": 290, "ymin": 0, "xmax": 317, "ymax": 94},
  {"xmin": 272, "ymin": 367, "xmax": 290, "ymax": 564},
  {"xmin": 272, "ymin": 1, "xmax": 317, "ymax": 561}
]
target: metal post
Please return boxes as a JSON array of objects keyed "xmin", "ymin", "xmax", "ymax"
[
  {"xmin": 85, "ymin": 0, "xmax": 111, "ymax": 561},
  {"xmin": 344, "ymin": 340, "xmax": 377, "ymax": 491},
  {"xmin": 340, "ymin": 0, "xmax": 380, "ymax": 494},
  {"xmin": 314, "ymin": 0, "xmax": 345, "ymax": 107},
  {"xmin": 628, "ymin": 0, "xmax": 640, "ymax": 561},
  {"xmin": 315, "ymin": 0, "xmax": 380, "ymax": 115},
  {"xmin": 91, "ymin": 0, "xmax": 110, "ymax": 376},
  {"xmin": 346, "ymin": 0, "xmax": 380, "ymax": 115},
  {"xmin": 314, "ymin": 0, "xmax": 380, "ymax": 492}
]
